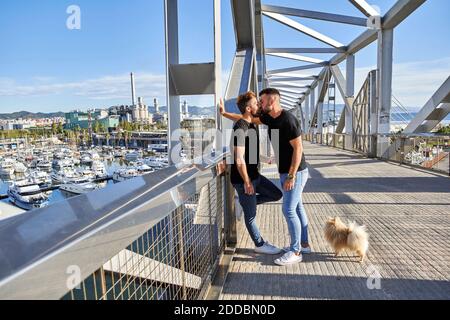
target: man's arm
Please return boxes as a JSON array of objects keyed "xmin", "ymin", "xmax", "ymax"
[
  {"xmin": 235, "ymin": 146, "xmax": 255, "ymax": 195},
  {"xmin": 283, "ymin": 136, "xmax": 303, "ymax": 191},
  {"xmin": 219, "ymin": 98, "xmax": 262, "ymax": 125}
]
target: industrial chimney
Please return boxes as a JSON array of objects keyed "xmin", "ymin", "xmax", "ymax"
[
  {"xmin": 130, "ymin": 72, "xmax": 136, "ymax": 106},
  {"xmin": 154, "ymin": 98, "xmax": 159, "ymax": 114}
]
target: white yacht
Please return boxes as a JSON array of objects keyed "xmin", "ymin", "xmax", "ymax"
[
  {"xmin": 60, "ymin": 181, "xmax": 102, "ymax": 195},
  {"xmin": 26, "ymin": 169, "xmax": 52, "ymax": 188},
  {"xmin": 135, "ymin": 163, "xmax": 154, "ymax": 174},
  {"xmin": 36, "ymin": 160, "xmax": 52, "ymax": 171},
  {"xmin": 52, "ymin": 158, "xmax": 74, "ymax": 170},
  {"xmin": 112, "ymin": 168, "xmax": 139, "ymax": 183},
  {"xmin": 13, "ymin": 161, "xmax": 28, "ymax": 174},
  {"xmin": 125, "ymin": 150, "xmax": 142, "ymax": 162},
  {"xmin": 0, "ymin": 158, "xmax": 15, "ymax": 176},
  {"xmin": 8, "ymin": 182, "xmax": 51, "ymax": 211},
  {"xmin": 51, "ymin": 168, "xmax": 88, "ymax": 185},
  {"xmin": 144, "ymin": 156, "xmax": 169, "ymax": 169},
  {"xmin": 80, "ymin": 154, "xmax": 93, "ymax": 165},
  {"xmin": 91, "ymin": 160, "xmax": 108, "ymax": 179},
  {"xmin": 76, "ymin": 167, "xmax": 96, "ymax": 181}
]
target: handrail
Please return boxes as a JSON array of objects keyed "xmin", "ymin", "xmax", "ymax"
[{"xmin": 0, "ymin": 148, "xmax": 229, "ymax": 299}]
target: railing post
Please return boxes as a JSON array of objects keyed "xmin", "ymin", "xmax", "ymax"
[
  {"xmin": 224, "ymin": 167, "xmax": 237, "ymax": 246},
  {"xmin": 174, "ymin": 206, "xmax": 187, "ymax": 300}
]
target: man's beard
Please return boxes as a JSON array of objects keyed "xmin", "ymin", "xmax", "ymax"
[{"xmin": 253, "ymin": 107, "xmax": 267, "ymax": 117}]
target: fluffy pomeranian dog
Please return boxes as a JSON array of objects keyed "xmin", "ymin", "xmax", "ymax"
[{"xmin": 324, "ymin": 217, "xmax": 369, "ymax": 262}]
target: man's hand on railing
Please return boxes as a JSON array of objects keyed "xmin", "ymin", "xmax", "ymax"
[{"xmin": 219, "ymin": 98, "xmax": 225, "ymax": 116}]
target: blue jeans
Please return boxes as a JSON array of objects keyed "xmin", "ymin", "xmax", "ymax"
[
  {"xmin": 233, "ymin": 175, "xmax": 283, "ymax": 247},
  {"xmin": 279, "ymin": 168, "xmax": 309, "ymax": 253}
]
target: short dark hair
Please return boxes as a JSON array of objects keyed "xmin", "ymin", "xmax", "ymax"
[
  {"xmin": 236, "ymin": 91, "xmax": 256, "ymax": 114},
  {"xmin": 259, "ymin": 88, "xmax": 280, "ymax": 97}
]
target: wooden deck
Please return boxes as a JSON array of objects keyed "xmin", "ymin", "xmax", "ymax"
[{"xmin": 220, "ymin": 142, "xmax": 450, "ymax": 300}]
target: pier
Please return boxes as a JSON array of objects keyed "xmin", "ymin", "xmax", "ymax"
[{"xmin": 0, "ymin": 0, "xmax": 449, "ymax": 301}]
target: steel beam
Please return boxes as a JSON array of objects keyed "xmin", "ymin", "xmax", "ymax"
[
  {"xmin": 349, "ymin": 0, "xmax": 380, "ymax": 17},
  {"xmin": 266, "ymin": 48, "xmax": 346, "ymax": 54},
  {"xmin": 268, "ymin": 76, "xmax": 318, "ymax": 81},
  {"xmin": 267, "ymin": 52, "xmax": 326, "ymax": 64},
  {"xmin": 299, "ymin": 0, "xmax": 425, "ymax": 106},
  {"xmin": 310, "ymin": 87, "xmax": 315, "ymax": 132},
  {"xmin": 277, "ymin": 87, "xmax": 307, "ymax": 95},
  {"xmin": 376, "ymin": 28, "xmax": 394, "ymax": 157},
  {"xmin": 279, "ymin": 91, "xmax": 302, "ymax": 100},
  {"xmin": 268, "ymin": 64, "xmax": 326, "ymax": 75},
  {"xmin": 255, "ymin": 0, "xmax": 267, "ymax": 91},
  {"xmin": 263, "ymin": 12, "xmax": 345, "ymax": 48},
  {"xmin": 165, "ymin": 0, "xmax": 180, "ymax": 165},
  {"xmin": 214, "ymin": 0, "xmax": 222, "ymax": 135},
  {"xmin": 269, "ymin": 83, "xmax": 311, "ymax": 89},
  {"xmin": 304, "ymin": 94, "xmax": 310, "ymax": 132},
  {"xmin": 403, "ymin": 76, "xmax": 450, "ymax": 133},
  {"xmin": 382, "ymin": 0, "xmax": 426, "ymax": 29},
  {"xmin": 262, "ymin": 4, "xmax": 369, "ymax": 26}
]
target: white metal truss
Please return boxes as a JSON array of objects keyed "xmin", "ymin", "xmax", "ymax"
[
  {"xmin": 266, "ymin": 52, "xmax": 326, "ymax": 64},
  {"xmin": 266, "ymin": 47, "xmax": 346, "ymax": 54},
  {"xmin": 349, "ymin": 0, "xmax": 380, "ymax": 17},
  {"xmin": 262, "ymin": 11, "xmax": 345, "ymax": 48},
  {"xmin": 262, "ymin": 4, "xmax": 368, "ymax": 26}
]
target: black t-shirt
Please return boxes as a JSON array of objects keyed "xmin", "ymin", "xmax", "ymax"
[
  {"xmin": 230, "ymin": 119, "xmax": 260, "ymax": 184},
  {"xmin": 260, "ymin": 110, "xmax": 307, "ymax": 174}
]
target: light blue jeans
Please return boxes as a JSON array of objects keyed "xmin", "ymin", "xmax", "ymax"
[{"xmin": 279, "ymin": 168, "xmax": 309, "ymax": 253}]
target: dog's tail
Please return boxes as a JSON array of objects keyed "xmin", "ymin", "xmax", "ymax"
[{"xmin": 347, "ymin": 221, "xmax": 369, "ymax": 252}]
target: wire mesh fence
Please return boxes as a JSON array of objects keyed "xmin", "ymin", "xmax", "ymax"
[{"xmin": 62, "ymin": 175, "xmax": 226, "ymax": 300}]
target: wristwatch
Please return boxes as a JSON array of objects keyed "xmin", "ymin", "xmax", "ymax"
[{"xmin": 287, "ymin": 173, "xmax": 295, "ymax": 180}]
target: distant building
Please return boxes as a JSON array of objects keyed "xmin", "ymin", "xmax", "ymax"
[
  {"xmin": 64, "ymin": 109, "xmax": 119, "ymax": 130},
  {"xmin": 131, "ymin": 97, "xmax": 153, "ymax": 124},
  {"xmin": 180, "ymin": 117, "xmax": 216, "ymax": 158},
  {"xmin": 108, "ymin": 105, "xmax": 133, "ymax": 123},
  {"xmin": 152, "ymin": 98, "xmax": 167, "ymax": 125}
]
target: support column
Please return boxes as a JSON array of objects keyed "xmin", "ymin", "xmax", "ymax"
[
  {"xmin": 369, "ymin": 70, "xmax": 378, "ymax": 157},
  {"xmin": 317, "ymin": 80, "xmax": 324, "ymax": 144},
  {"xmin": 345, "ymin": 54, "xmax": 355, "ymax": 150},
  {"xmin": 213, "ymin": 0, "xmax": 222, "ymax": 150},
  {"xmin": 310, "ymin": 87, "xmax": 315, "ymax": 135},
  {"xmin": 376, "ymin": 28, "xmax": 394, "ymax": 158},
  {"xmin": 304, "ymin": 94, "xmax": 310, "ymax": 132},
  {"xmin": 164, "ymin": 0, "xmax": 180, "ymax": 165}
]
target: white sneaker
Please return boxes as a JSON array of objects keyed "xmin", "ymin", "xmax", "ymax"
[
  {"xmin": 254, "ymin": 241, "xmax": 282, "ymax": 255},
  {"xmin": 282, "ymin": 246, "xmax": 312, "ymax": 254},
  {"xmin": 274, "ymin": 251, "xmax": 302, "ymax": 266},
  {"xmin": 235, "ymin": 196, "xmax": 243, "ymax": 221}
]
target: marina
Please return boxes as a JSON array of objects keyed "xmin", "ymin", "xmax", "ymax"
[{"xmin": 0, "ymin": 140, "xmax": 170, "ymax": 213}]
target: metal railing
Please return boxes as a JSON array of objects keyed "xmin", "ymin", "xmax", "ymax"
[
  {"xmin": 304, "ymin": 133, "xmax": 450, "ymax": 175},
  {"xmin": 0, "ymin": 149, "xmax": 234, "ymax": 300}
]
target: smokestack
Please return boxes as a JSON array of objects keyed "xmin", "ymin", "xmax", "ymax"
[
  {"xmin": 154, "ymin": 98, "xmax": 159, "ymax": 113},
  {"xmin": 130, "ymin": 72, "xmax": 136, "ymax": 106}
]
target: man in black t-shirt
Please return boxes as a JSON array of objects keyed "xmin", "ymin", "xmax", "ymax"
[
  {"xmin": 220, "ymin": 88, "xmax": 310, "ymax": 266},
  {"xmin": 229, "ymin": 91, "xmax": 283, "ymax": 255}
]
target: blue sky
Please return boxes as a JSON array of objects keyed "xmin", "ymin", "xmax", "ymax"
[{"xmin": 0, "ymin": 0, "xmax": 449, "ymax": 113}]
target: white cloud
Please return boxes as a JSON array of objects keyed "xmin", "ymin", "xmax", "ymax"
[
  {"xmin": 0, "ymin": 73, "xmax": 167, "ymax": 105},
  {"xmin": 347, "ymin": 56, "xmax": 450, "ymax": 109},
  {"xmin": 0, "ymin": 70, "xmax": 232, "ymax": 108},
  {"xmin": 1, "ymin": 57, "xmax": 448, "ymax": 110}
]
